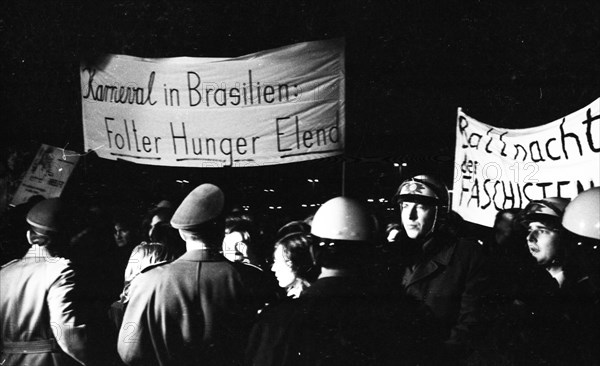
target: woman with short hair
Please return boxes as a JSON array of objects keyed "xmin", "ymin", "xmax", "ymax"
[{"xmin": 271, "ymin": 232, "xmax": 318, "ymax": 298}]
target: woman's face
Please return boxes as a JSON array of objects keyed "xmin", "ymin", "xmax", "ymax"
[
  {"xmin": 527, "ymin": 221, "xmax": 560, "ymax": 266},
  {"xmin": 114, "ymin": 224, "xmax": 133, "ymax": 248},
  {"xmin": 271, "ymin": 245, "xmax": 296, "ymax": 288}
]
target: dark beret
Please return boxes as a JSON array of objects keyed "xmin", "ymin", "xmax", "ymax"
[{"xmin": 171, "ymin": 184, "xmax": 224, "ymax": 230}]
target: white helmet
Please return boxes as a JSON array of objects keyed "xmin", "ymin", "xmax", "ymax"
[
  {"xmin": 562, "ymin": 187, "xmax": 600, "ymax": 240},
  {"xmin": 311, "ymin": 197, "xmax": 373, "ymax": 242}
]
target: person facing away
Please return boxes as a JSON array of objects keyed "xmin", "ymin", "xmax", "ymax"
[
  {"xmin": 561, "ymin": 187, "xmax": 600, "ymax": 365},
  {"xmin": 394, "ymin": 174, "xmax": 488, "ymax": 356},
  {"xmin": 117, "ymin": 184, "xmax": 266, "ymax": 366},
  {"xmin": 108, "ymin": 241, "xmax": 179, "ymax": 331},
  {"xmin": 0, "ymin": 198, "xmax": 91, "ymax": 366},
  {"xmin": 247, "ymin": 196, "xmax": 445, "ymax": 366}
]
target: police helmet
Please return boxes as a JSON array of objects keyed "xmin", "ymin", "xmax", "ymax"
[
  {"xmin": 311, "ymin": 197, "xmax": 373, "ymax": 242},
  {"xmin": 395, "ymin": 175, "xmax": 449, "ymax": 208},
  {"xmin": 26, "ymin": 198, "xmax": 68, "ymax": 235},
  {"xmin": 562, "ymin": 187, "xmax": 599, "ymax": 240},
  {"xmin": 520, "ymin": 197, "xmax": 570, "ymax": 228}
]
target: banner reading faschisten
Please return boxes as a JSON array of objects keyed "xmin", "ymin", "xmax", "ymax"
[
  {"xmin": 453, "ymin": 98, "xmax": 599, "ymax": 227},
  {"xmin": 81, "ymin": 39, "xmax": 345, "ymax": 167}
]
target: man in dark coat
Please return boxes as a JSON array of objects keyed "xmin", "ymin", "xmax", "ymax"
[
  {"xmin": 247, "ymin": 197, "xmax": 444, "ymax": 366},
  {"xmin": 394, "ymin": 175, "xmax": 488, "ymax": 355},
  {"xmin": 1, "ymin": 198, "xmax": 91, "ymax": 366},
  {"xmin": 118, "ymin": 184, "xmax": 265, "ymax": 366}
]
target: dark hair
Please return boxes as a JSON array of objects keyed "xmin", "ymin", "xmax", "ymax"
[
  {"xmin": 276, "ymin": 220, "xmax": 311, "ymax": 239},
  {"xmin": 182, "ymin": 217, "xmax": 225, "ymax": 248},
  {"xmin": 149, "ymin": 222, "xmax": 185, "ymax": 258},
  {"xmin": 131, "ymin": 241, "xmax": 177, "ymax": 267},
  {"xmin": 225, "ymin": 220, "xmax": 258, "ymax": 244},
  {"xmin": 113, "ymin": 211, "xmax": 138, "ymax": 230},
  {"xmin": 494, "ymin": 208, "xmax": 521, "ymax": 224},
  {"xmin": 149, "ymin": 207, "xmax": 174, "ymax": 224},
  {"xmin": 275, "ymin": 232, "xmax": 318, "ymax": 282}
]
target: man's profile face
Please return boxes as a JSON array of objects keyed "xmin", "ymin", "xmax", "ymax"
[
  {"xmin": 400, "ymin": 201, "xmax": 436, "ymax": 239},
  {"xmin": 526, "ymin": 221, "xmax": 560, "ymax": 266}
]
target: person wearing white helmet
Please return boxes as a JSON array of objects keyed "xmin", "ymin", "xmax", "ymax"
[
  {"xmin": 394, "ymin": 174, "xmax": 488, "ymax": 357},
  {"xmin": 561, "ymin": 187, "xmax": 600, "ymax": 365},
  {"xmin": 562, "ymin": 186, "xmax": 600, "ymax": 243},
  {"xmin": 247, "ymin": 196, "xmax": 444, "ymax": 366}
]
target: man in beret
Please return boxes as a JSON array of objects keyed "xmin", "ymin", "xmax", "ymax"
[
  {"xmin": 1, "ymin": 198, "xmax": 92, "ymax": 366},
  {"xmin": 118, "ymin": 184, "xmax": 265, "ymax": 366}
]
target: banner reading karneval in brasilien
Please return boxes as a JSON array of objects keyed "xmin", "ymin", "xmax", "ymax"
[
  {"xmin": 452, "ymin": 98, "xmax": 599, "ymax": 227},
  {"xmin": 80, "ymin": 39, "xmax": 345, "ymax": 167}
]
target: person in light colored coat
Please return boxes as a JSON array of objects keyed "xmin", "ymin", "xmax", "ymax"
[{"xmin": 1, "ymin": 198, "xmax": 90, "ymax": 366}]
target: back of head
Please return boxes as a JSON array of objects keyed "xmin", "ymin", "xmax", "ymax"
[
  {"xmin": 171, "ymin": 184, "xmax": 225, "ymax": 246},
  {"xmin": 562, "ymin": 187, "xmax": 599, "ymax": 240},
  {"xmin": 561, "ymin": 188, "xmax": 600, "ymax": 287},
  {"xmin": 149, "ymin": 222, "xmax": 186, "ymax": 258},
  {"xmin": 26, "ymin": 198, "xmax": 69, "ymax": 256},
  {"xmin": 125, "ymin": 242, "xmax": 178, "ymax": 282},
  {"xmin": 276, "ymin": 220, "xmax": 311, "ymax": 239},
  {"xmin": 275, "ymin": 232, "xmax": 318, "ymax": 282},
  {"xmin": 310, "ymin": 197, "xmax": 375, "ymax": 269}
]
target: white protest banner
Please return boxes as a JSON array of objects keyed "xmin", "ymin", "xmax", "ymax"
[
  {"xmin": 80, "ymin": 39, "xmax": 345, "ymax": 168},
  {"xmin": 11, "ymin": 144, "xmax": 80, "ymax": 206},
  {"xmin": 452, "ymin": 98, "xmax": 599, "ymax": 227}
]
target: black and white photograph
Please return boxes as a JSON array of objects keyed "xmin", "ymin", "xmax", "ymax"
[{"xmin": 1, "ymin": 1, "xmax": 599, "ymax": 365}]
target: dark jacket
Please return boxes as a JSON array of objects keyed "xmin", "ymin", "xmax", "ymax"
[
  {"xmin": 0, "ymin": 246, "xmax": 90, "ymax": 366},
  {"xmin": 246, "ymin": 275, "xmax": 445, "ymax": 366},
  {"xmin": 118, "ymin": 249, "xmax": 264, "ymax": 366},
  {"xmin": 401, "ymin": 236, "xmax": 488, "ymax": 348}
]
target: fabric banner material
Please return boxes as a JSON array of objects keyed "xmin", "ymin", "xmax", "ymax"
[
  {"xmin": 452, "ymin": 98, "xmax": 599, "ymax": 227},
  {"xmin": 11, "ymin": 144, "xmax": 80, "ymax": 207},
  {"xmin": 80, "ymin": 39, "xmax": 345, "ymax": 168}
]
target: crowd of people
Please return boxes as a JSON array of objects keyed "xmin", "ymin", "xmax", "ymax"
[{"xmin": 0, "ymin": 174, "xmax": 599, "ymax": 366}]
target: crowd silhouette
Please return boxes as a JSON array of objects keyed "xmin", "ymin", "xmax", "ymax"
[{"xmin": 1, "ymin": 175, "xmax": 599, "ymax": 366}]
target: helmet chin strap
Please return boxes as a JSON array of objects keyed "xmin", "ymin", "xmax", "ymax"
[{"xmin": 422, "ymin": 206, "xmax": 439, "ymax": 240}]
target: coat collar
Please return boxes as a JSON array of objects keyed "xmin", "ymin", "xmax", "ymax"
[
  {"xmin": 178, "ymin": 249, "xmax": 226, "ymax": 262},
  {"xmin": 23, "ymin": 245, "xmax": 52, "ymax": 260},
  {"xmin": 404, "ymin": 237, "xmax": 456, "ymax": 287}
]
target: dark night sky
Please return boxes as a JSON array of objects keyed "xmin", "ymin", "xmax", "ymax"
[{"xmin": 1, "ymin": 0, "xmax": 599, "ymax": 216}]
